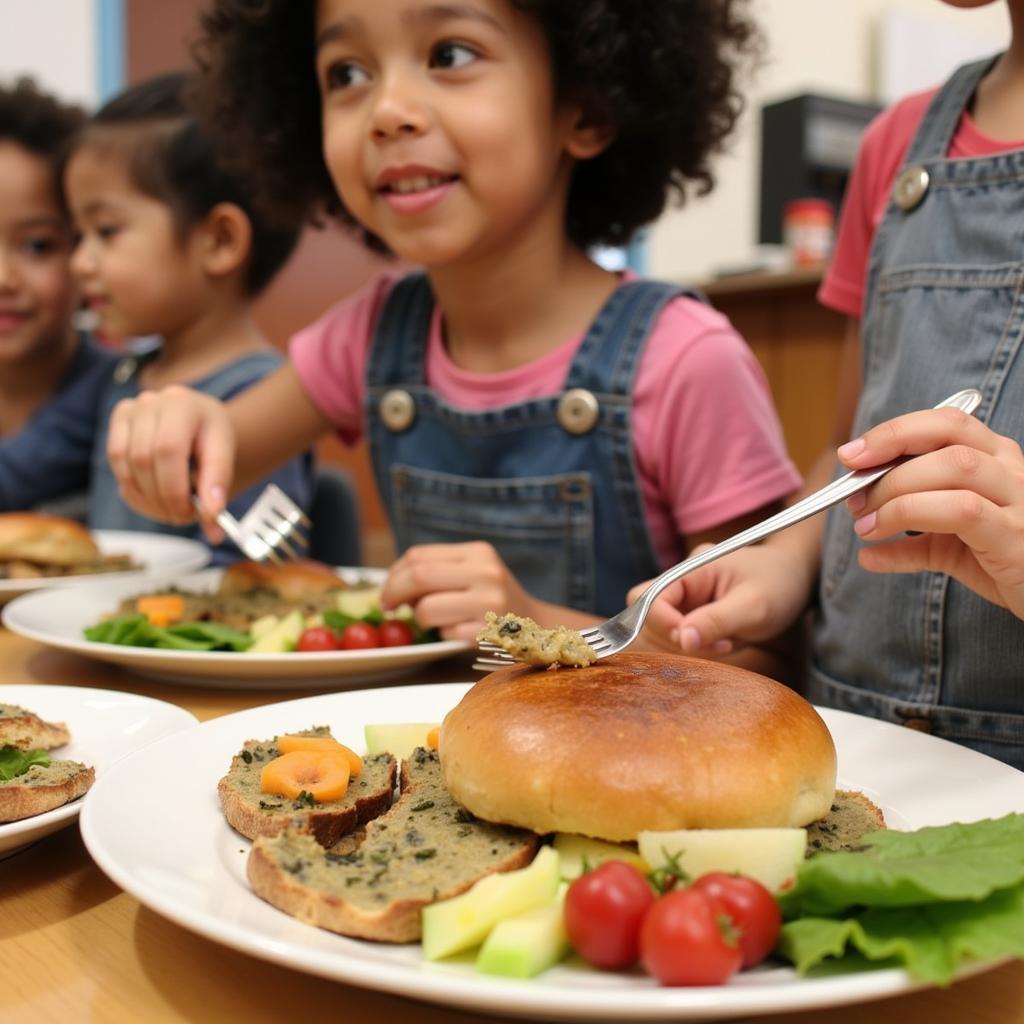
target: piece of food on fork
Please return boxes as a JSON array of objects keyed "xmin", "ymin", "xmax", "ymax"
[{"xmin": 476, "ymin": 611, "xmax": 596, "ymax": 669}]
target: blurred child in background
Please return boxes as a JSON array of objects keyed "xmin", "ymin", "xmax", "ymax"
[
  {"xmin": 0, "ymin": 78, "xmax": 119, "ymax": 515},
  {"xmin": 64, "ymin": 70, "xmax": 313, "ymax": 563}
]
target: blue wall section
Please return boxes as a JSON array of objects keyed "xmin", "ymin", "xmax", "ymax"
[{"xmin": 97, "ymin": 0, "xmax": 125, "ymax": 101}]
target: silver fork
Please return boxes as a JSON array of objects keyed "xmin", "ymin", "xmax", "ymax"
[
  {"xmin": 475, "ymin": 387, "xmax": 983, "ymax": 670},
  {"xmin": 192, "ymin": 483, "xmax": 311, "ymax": 565}
]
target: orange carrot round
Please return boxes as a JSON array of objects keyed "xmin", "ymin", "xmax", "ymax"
[
  {"xmin": 276, "ymin": 734, "xmax": 363, "ymax": 776},
  {"xmin": 260, "ymin": 750, "xmax": 350, "ymax": 802},
  {"xmin": 426, "ymin": 726, "xmax": 441, "ymax": 750}
]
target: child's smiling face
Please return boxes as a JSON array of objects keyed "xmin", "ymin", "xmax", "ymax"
[
  {"xmin": 314, "ymin": 0, "xmax": 601, "ymax": 267},
  {"xmin": 65, "ymin": 144, "xmax": 209, "ymax": 341},
  {"xmin": 0, "ymin": 141, "xmax": 77, "ymax": 366}
]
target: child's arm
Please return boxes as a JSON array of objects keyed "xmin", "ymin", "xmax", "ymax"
[
  {"xmin": 834, "ymin": 395, "xmax": 1024, "ymax": 622},
  {"xmin": 107, "ymin": 363, "xmax": 331, "ymax": 535},
  {"xmin": 632, "ymin": 318, "xmax": 865, "ymax": 657}
]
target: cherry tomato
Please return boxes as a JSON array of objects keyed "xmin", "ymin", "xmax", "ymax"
[
  {"xmin": 378, "ymin": 619, "xmax": 416, "ymax": 647},
  {"xmin": 339, "ymin": 622, "xmax": 380, "ymax": 650},
  {"xmin": 296, "ymin": 626, "xmax": 339, "ymax": 652},
  {"xmin": 691, "ymin": 872, "xmax": 781, "ymax": 968},
  {"xmin": 563, "ymin": 860, "xmax": 656, "ymax": 969},
  {"xmin": 640, "ymin": 887, "xmax": 742, "ymax": 986}
]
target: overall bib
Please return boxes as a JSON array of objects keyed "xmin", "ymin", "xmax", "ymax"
[
  {"xmin": 810, "ymin": 59, "xmax": 1024, "ymax": 769},
  {"xmin": 366, "ymin": 274, "xmax": 691, "ymax": 617}
]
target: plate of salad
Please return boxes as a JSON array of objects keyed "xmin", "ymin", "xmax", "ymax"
[{"xmin": 0, "ymin": 567, "xmax": 469, "ymax": 688}]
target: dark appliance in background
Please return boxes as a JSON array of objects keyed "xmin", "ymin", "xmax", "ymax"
[{"xmin": 759, "ymin": 93, "xmax": 882, "ymax": 246}]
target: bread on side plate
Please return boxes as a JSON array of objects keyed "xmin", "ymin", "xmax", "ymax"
[
  {"xmin": 218, "ymin": 727, "xmax": 397, "ymax": 848},
  {"xmin": 248, "ymin": 747, "xmax": 539, "ymax": 942},
  {"xmin": 0, "ymin": 759, "xmax": 95, "ymax": 823},
  {"xmin": 0, "ymin": 703, "xmax": 71, "ymax": 750}
]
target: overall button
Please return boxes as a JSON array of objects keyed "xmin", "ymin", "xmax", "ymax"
[
  {"xmin": 902, "ymin": 717, "xmax": 933, "ymax": 733},
  {"xmin": 893, "ymin": 165, "xmax": 930, "ymax": 211},
  {"xmin": 557, "ymin": 388, "xmax": 600, "ymax": 435},
  {"xmin": 380, "ymin": 389, "xmax": 416, "ymax": 432}
]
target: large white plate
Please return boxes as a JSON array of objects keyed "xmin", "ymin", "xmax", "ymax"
[
  {"xmin": 1, "ymin": 567, "xmax": 468, "ymax": 689},
  {"xmin": 1, "ymin": 683, "xmax": 197, "ymax": 857},
  {"xmin": 0, "ymin": 529, "xmax": 210, "ymax": 606},
  {"xmin": 80, "ymin": 683, "xmax": 1024, "ymax": 1021}
]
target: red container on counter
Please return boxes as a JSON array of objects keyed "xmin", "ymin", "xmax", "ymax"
[{"xmin": 783, "ymin": 198, "xmax": 834, "ymax": 268}]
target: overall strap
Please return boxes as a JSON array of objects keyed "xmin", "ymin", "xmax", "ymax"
[
  {"xmin": 904, "ymin": 57, "xmax": 997, "ymax": 163},
  {"xmin": 365, "ymin": 273, "xmax": 435, "ymax": 388},
  {"xmin": 564, "ymin": 280, "xmax": 702, "ymax": 394}
]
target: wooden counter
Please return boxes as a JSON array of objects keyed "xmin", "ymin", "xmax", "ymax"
[{"xmin": 2, "ymin": 629, "xmax": 1022, "ymax": 1024}]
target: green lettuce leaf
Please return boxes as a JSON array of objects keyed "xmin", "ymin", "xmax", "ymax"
[
  {"xmin": 0, "ymin": 745, "xmax": 50, "ymax": 781},
  {"xmin": 84, "ymin": 615, "xmax": 252, "ymax": 652}
]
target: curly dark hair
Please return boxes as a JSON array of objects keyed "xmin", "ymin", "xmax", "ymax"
[
  {"xmin": 0, "ymin": 77, "xmax": 86, "ymax": 202},
  {"xmin": 193, "ymin": 0, "xmax": 761, "ymax": 251}
]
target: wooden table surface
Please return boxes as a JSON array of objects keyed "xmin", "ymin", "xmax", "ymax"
[{"xmin": 1, "ymin": 627, "xmax": 1022, "ymax": 1024}]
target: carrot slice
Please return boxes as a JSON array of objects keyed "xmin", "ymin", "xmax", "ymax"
[
  {"xmin": 426, "ymin": 726, "xmax": 440, "ymax": 750},
  {"xmin": 276, "ymin": 734, "xmax": 363, "ymax": 776},
  {"xmin": 260, "ymin": 750, "xmax": 350, "ymax": 802},
  {"xmin": 136, "ymin": 594, "xmax": 186, "ymax": 627}
]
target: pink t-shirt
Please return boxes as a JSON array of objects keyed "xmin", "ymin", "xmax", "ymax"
[
  {"xmin": 290, "ymin": 274, "xmax": 800, "ymax": 568},
  {"xmin": 820, "ymin": 88, "xmax": 1024, "ymax": 318}
]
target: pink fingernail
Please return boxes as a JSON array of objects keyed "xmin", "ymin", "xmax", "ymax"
[
  {"xmin": 838, "ymin": 438, "xmax": 865, "ymax": 459},
  {"xmin": 847, "ymin": 491, "xmax": 866, "ymax": 514},
  {"xmin": 681, "ymin": 627, "xmax": 701, "ymax": 651},
  {"xmin": 206, "ymin": 485, "xmax": 226, "ymax": 511},
  {"xmin": 854, "ymin": 512, "xmax": 877, "ymax": 536}
]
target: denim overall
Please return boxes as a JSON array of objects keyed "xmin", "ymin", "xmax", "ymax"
[
  {"xmin": 365, "ymin": 273, "xmax": 690, "ymax": 616},
  {"xmin": 810, "ymin": 59, "xmax": 1024, "ymax": 769}
]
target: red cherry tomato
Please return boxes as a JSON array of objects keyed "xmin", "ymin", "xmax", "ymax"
[
  {"xmin": 691, "ymin": 873, "xmax": 782, "ymax": 968},
  {"xmin": 377, "ymin": 619, "xmax": 416, "ymax": 647},
  {"xmin": 563, "ymin": 860, "xmax": 656, "ymax": 969},
  {"xmin": 640, "ymin": 887, "xmax": 742, "ymax": 986},
  {"xmin": 296, "ymin": 626, "xmax": 339, "ymax": 652},
  {"xmin": 339, "ymin": 622, "xmax": 381, "ymax": 650}
]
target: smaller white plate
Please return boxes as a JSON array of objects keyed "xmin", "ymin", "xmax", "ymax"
[
  {"xmin": 0, "ymin": 684, "xmax": 197, "ymax": 857},
  {"xmin": 2, "ymin": 567, "xmax": 469, "ymax": 689},
  {"xmin": 0, "ymin": 530, "xmax": 210, "ymax": 605}
]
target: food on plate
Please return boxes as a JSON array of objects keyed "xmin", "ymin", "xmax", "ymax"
[
  {"xmin": 246, "ymin": 747, "xmax": 539, "ymax": 942},
  {"xmin": 0, "ymin": 512, "xmax": 137, "ymax": 579},
  {"xmin": 218, "ymin": 726, "xmax": 396, "ymax": 848},
  {"xmin": 440, "ymin": 652, "xmax": 838, "ymax": 840},
  {"xmin": 85, "ymin": 558, "xmax": 438, "ymax": 653},
  {"xmin": 363, "ymin": 722, "xmax": 440, "ymax": 760},
  {"xmin": 0, "ymin": 703, "xmax": 71, "ymax": 749},
  {"xmin": 805, "ymin": 789, "xmax": 887, "ymax": 852},
  {"xmin": 475, "ymin": 881, "xmax": 570, "ymax": 979},
  {"xmin": 0, "ymin": 704, "xmax": 94, "ymax": 823},
  {"xmin": 477, "ymin": 611, "xmax": 596, "ymax": 668},
  {"xmin": 552, "ymin": 832, "xmax": 649, "ymax": 880}
]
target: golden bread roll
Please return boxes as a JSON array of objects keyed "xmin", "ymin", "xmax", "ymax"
[
  {"xmin": 217, "ymin": 558, "xmax": 345, "ymax": 601},
  {"xmin": 0, "ymin": 512, "xmax": 98, "ymax": 566}
]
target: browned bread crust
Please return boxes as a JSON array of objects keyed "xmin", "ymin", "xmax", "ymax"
[
  {"xmin": 0, "ymin": 703, "xmax": 71, "ymax": 750},
  {"xmin": 218, "ymin": 559, "xmax": 346, "ymax": 601},
  {"xmin": 218, "ymin": 728, "xmax": 396, "ymax": 848},
  {"xmin": 441, "ymin": 652, "xmax": 838, "ymax": 840},
  {"xmin": 247, "ymin": 748, "xmax": 539, "ymax": 942},
  {"xmin": 0, "ymin": 760, "xmax": 95, "ymax": 822},
  {"xmin": 0, "ymin": 512, "xmax": 98, "ymax": 566}
]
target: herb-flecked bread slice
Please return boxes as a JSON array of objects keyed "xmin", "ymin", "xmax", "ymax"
[
  {"xmin": 806, "ymin": 788, "xmax": 886, "ymax": 853},
  {"xmin": 0, "ymin": 703, "xmax": 71, "ymax": 750},
  {"xmin": 0, "ymin": 759, "xmax": 94, "ymax": 823},
  {"xmin": 218, "ymin": 726, "xmax": 397, "ymax": 848},
  {"xmin": 247, "ymin": 747, "xmax": 539, "ymax": 943}
]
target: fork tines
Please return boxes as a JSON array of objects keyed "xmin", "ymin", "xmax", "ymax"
[
  {"xmin": 471, "ymin": 640, "xmax": 515, "ymax": 673},
  {"xmin": 215, "ymin": 483, "xmax": 312, "ymax": 565}
]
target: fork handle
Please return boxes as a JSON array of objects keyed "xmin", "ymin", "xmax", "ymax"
[{"xmin": 634, "ymin": 387, "xmax": 983, "ymax": 618}]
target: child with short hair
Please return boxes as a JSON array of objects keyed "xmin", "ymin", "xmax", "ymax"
[
  {"xmin": 0, "ymin": 78, "xmax": 118, "ymax": 514},
  {"xmin": 64, "ymin": 70, "xmax": 313, "ymax": 563},
  {"xmin": 105, "ymin": 0, "xmax": 800, "ymax": 640}
]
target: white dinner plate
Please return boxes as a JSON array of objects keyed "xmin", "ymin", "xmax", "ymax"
[
  {"xmin": 1, "ymin": 684, "xmax": 197, "ymax": 858},
  {"xmin": 0, "ymin": 529, "xmax": 210, "ymax": 606},
  {"xmin": 80, "ymin": 683, "xmax": 1024, "ymax": 1021},
  {"xmin": 1, "ymin": 567, "xmax": 469, "ymax": 689}
]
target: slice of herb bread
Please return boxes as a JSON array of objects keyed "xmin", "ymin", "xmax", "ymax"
[
  {"xmin": 806, "ymin": 789, "xmax": 886, "ymax": 853},
  {"xmin": 0, "ymin": 759, "xmax": 95, "ymax": 823},
  {"xmin": 0, "ymin": 703, "xmax": 71, "ymax": 750},
  {"xmin": 218, "ymin": 726, "xmax": 397, "ymax": 848},
  {"xmin": 248, "ymin": 747, "xmax": 539, "ymax": 942}
]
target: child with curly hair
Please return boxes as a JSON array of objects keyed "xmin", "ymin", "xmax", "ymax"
[
  {"xmin": 0, "ymin": 78, "xmax": 119, "ymax": 515},
  {"xmin": 106, "ymin": 0, "xmax": 800, "ymax": 641},
  {"xmin": 64, "ymin": 70, "xmax": 313, "ymax": 563}
]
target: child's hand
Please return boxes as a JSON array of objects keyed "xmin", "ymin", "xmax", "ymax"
[
  {"xmin": 380, "ymin": 541, "xmax": 541, "ymax": 643},
  {"xmin": 107, "ymin": 385, "xmax": 236, "ymax": 536},
  {"xmin": 838, "ymin": 405, "xmax": 1024, "ymax": 620},
  {"xmin": 628, "ymin": 543, "xmax": 814, "ymax": 657}
]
